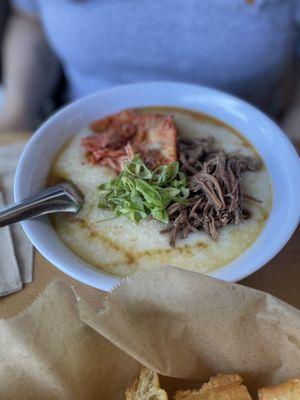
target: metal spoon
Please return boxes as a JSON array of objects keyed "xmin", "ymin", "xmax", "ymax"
[{"xmin": 0, "ymin": 182, "xmax": 84, "ymax": 228}]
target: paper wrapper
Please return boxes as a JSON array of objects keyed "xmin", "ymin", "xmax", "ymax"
[{"xmin": 0, "ymin": 266, "xmax": 300, "ymax": 399}]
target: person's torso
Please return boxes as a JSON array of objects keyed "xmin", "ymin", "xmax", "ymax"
[{"xmin": 37, "ymin": 0, "xmax": 298, "ymax": 115}]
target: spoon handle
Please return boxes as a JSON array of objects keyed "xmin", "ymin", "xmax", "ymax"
[{"xmin": 0, "ymin": 183, "xmax": 83, "ymax": 228}]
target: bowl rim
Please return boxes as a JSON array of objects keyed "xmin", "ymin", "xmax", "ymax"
[{"xmin": 14, "ymin": 81, "xmax": 300, "ymax": 289}]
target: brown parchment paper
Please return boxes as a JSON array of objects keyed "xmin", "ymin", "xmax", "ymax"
[
  {"xmin": 0, "ymin": 281, "xmax": 140, "ymax": 400},
  {"xmin": 0, "ymin": 266, "xmax": 300, "ymax": 399}
]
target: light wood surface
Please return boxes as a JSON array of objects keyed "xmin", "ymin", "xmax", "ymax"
[{"xmin": 0, "ymin": 132, "xmax": 299, "ymax": 319}]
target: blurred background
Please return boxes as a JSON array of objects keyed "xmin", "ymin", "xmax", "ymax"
[
  {"xmin": 0, "ymin": 0, "xmax": 299, "ymax": 140},
  {"xmin": 0, "ymin": 0, "xmax": 10, "ymax": 109}
]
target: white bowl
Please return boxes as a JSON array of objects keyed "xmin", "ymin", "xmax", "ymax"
[{"xmin": 15, "ymin": 82, "xmax": 300, "ymax": 290}]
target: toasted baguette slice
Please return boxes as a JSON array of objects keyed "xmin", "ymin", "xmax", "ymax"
[
  {"xmin": 258, "ymin": 377, "xmax": 300, "ymax": 400},
  {"xmin": 125, "ymin": 367, "xmax": 168, "ymax": 400},
  {"xmin": 200, "ymin": 374, "xmax": 243, "ymax": 395},
  {"xmin": 174, "ymin": 374, "xmax": 252, "ymax": 400}
]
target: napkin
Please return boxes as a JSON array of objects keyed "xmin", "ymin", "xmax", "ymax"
[
  {"xmin": 0, "ymin": 142, "xmax": 34, "ymax": 296},
  {"xmin": 0, "ymin": 191, "xmax": 22, "ymax": 296}
]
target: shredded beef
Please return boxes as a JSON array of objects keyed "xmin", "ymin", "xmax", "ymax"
[{"xmin": 161, "ymin": 138, "xmax": 261, "ymax": 246}]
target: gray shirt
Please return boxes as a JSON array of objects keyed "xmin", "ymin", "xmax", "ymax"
[{"xmin": 14, "ymin": 0, "xmax": 300, "ymax": 116}]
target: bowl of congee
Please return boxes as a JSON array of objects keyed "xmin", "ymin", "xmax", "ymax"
[{"xmin": 14, "ymin": 82, "xmax": 300, "ymax": 290}]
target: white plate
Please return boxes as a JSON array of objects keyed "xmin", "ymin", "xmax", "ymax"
[{"xmin": 14, "ymin": 82, "xmax": 300, "ymax": 290}]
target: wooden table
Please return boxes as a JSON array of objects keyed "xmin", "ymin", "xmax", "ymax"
[{"xmin": 0, "ymin": 133, "xmax": 299, "ymax": 319}]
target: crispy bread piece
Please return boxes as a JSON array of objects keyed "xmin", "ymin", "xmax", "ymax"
[
  {"xmin": 174, "ymin": 374, "xmax": 252, "ymax": 400},
  {"xmin": 125, "ymin": 367, "xmax": 168, "ymax": 400},
  {"xmin": 200, "ymin": 374, "xmax": 243, "ymax": 395},
  {"xmin": 258, "ymin": 377, "xmax": 300, "ymax": 400}
]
